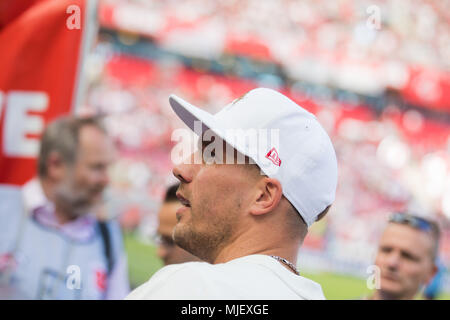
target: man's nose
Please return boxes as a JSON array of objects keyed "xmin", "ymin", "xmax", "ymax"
[
  {"xmin": 99, "ymin": 170, "xmax": 110, "ymax": 187},
  {"xmin": 385, "ymin": 251, "xmax": 400, "ymax": 270},
  {"xmin": 173, "ymin": 163, "xmax": 192, "ymax": 184},
  {"xmin": 173, "ymin": 151, "xmax": 198, "ymax": 184}
]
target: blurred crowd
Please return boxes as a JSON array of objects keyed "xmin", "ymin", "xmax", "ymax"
[
  {"xmin": 100, "ymin": 0, "xmax": 450, "ymax": 106},
  {"xmin": 1, "ymin": 0, "xmax": 449, "ymax": 301},
  {"xmin": 83, "ymin": 56, "xmax": 450, "ymax": 279},
  {"xmin": 82, "ymin": 0, "xmax": 450, "ymax": 291}
]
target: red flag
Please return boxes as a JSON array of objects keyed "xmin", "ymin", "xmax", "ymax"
[{"xmin": 0, "ymin": 0, "xmax": 97, "ymax": 186}]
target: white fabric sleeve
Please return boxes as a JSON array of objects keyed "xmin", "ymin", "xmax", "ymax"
[{"xmin": 125, "ymin": 263, "xmax": 218, "ymax": 300}]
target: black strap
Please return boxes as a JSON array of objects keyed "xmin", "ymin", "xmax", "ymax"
[{"xmin": 98, "ymin": 221, "xmax": 114, "ymax": 276}]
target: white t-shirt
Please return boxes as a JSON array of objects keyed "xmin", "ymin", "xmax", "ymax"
[{"xmin": 126, "ymin": 254, "xmax": 325, "ymax": 300}]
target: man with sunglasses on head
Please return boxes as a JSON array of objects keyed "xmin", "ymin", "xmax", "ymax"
[{"xmin": 369, "ymin": 212, "xmax": 441, "ymax": 300}]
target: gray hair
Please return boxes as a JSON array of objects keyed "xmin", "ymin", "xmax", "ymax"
[{"xmin": 38, "ymin": 115, "xmax": 106, "ymax": 177}]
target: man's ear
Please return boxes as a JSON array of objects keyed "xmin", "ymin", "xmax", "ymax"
[
  {"xmin": 425, "ymin": 264, "xmax": 439, "ymax": 286},
  {"xmin": 249, "ymin": 178, "xmax": 283, "ymax": 216}
]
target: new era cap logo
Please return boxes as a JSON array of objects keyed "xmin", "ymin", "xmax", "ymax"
[{"xmin": 266, "ymin": 147, "xmax": 281, "ymax": 166}]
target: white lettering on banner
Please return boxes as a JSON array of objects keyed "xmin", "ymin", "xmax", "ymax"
[{"xmin": 2, "ymin": 91, "xmax": 48, "ymax": 157}]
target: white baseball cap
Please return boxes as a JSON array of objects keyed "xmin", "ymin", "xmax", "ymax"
[{"xmin": 169, "ymin": 87, "xmax": 338, "ymax": 227}]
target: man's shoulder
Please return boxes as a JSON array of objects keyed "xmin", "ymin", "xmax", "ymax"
[
  {"xmin": 126, "ymin": 261, "xmax": 216, "ymax": 299},
  {"xmin": 126, "ymin": 255, "xmax": 327, "ymax": 300},
  {"xmin": 149, "ymin": 257, "xmax": 258, "ymax": 280},
  {"xmin": 0, "ymin": 185, "xmax": 23, "ymax": 212},
  {"xmin": 0, "ymin": 185, "xmax": 24, "ymax": 237},
  {"xmin": 150, "ymin": 261, "xmax": 214, "ymax": 281}
]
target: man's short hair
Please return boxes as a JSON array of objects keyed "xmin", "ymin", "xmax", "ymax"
[
  {"xmin": 38, "ymin": 115, "xmax": 106, "ymax": 177},
  {"xmin": 286, "ymin": 201, "xmax": 330, "ymax": 237},
  {"xmin": 388, "ymin": 212, "xmax": 441, "ymax": 261}
]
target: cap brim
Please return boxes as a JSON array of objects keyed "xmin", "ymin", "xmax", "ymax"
[
  {"xmin": 169, "ymin": 94, "xmax": 219, "ymax": 137},
  {"xmin": 169, "ymin": 94, "xmax": 251, "ymax": 162}
]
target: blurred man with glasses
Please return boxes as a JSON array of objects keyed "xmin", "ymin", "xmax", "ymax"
[
  {"xmin": 369, "ymin": 212, "xmax": 441, "ymax": 300},
  {"xmin": 155, "ymin": 183, "xmax": 200, "ymax": 265}
]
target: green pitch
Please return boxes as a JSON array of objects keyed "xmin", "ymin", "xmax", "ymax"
[{"xmin": 124, "ymin": 232, "xmax": 450, "ymax": 300}]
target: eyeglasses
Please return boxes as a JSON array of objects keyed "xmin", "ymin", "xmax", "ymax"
[{"xmin": 388, "ymin": 212, "xmax": 434, "ymax": 232}]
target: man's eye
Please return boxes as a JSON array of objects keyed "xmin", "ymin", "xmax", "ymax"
[
  {"xmin": 380, "ymin": 246, "xmax": 391, "ymax": 253},
  {"xmin": 401, "ymin": 252, "xmax": 419, "ymax": 262}
]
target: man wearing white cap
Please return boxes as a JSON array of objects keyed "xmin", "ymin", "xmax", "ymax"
[{"xmin": 126, "ymin": 88, "xmax": 338, "ymax": 300}]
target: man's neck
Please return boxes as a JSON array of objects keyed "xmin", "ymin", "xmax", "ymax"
[
  {"xmin": 39, "ymin": 177, "xmax": 55, "ymax": 203},
  {"xmin": 211, "ymin": 228, "xmax": 301, "ymax": 274},
  {"xmin": 39, "ymin": 177, "xmax": 73, "ymax": 225}
]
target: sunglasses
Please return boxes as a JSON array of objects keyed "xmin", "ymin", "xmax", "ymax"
[{"xmin": 388, "ymin": 212, "xmax": 434, "ymax": 232}]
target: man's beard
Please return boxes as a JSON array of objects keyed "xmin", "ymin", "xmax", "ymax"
[
  {"xmin": 172, "ymin": 209, "xmax": 235, "ymax": 263},
  {"xmin": 53, "ymin": 181, "xmax": 104, "ymax": 220}
]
